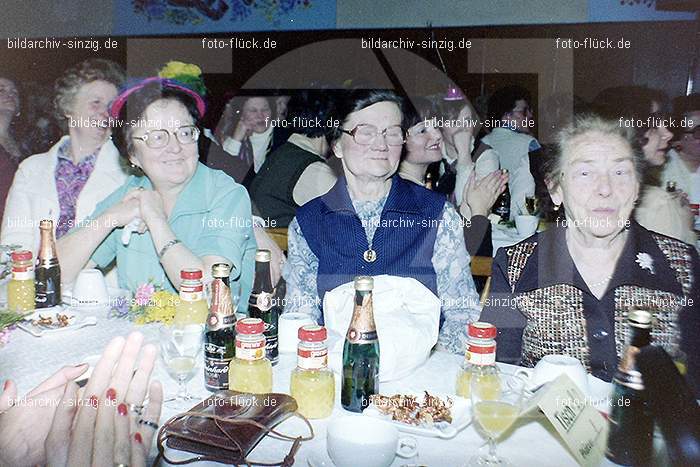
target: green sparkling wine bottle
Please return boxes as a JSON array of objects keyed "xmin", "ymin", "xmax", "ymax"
[{"xmin": 341, "ymin": 276, "xmax": 380, "ymax": 413}]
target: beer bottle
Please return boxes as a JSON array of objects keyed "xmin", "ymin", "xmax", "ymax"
[
  {"xmin": 35, "ymin": 219, "xmax": 61, "ymax": 308},
  {"xmin": 491, "ymin": 169, "xmax": 510, "ymax": 223},
  {"xmin": 341, "ymin": 276, "xmax": 380, "ymax": 413},
  {"xmin": 248, "ymin": 249, "xmax": 279, "ymax": 365},
  {"xmin": 204, "ymin": 263, "xmax": 236, "ymax": 391},
  {"xmin": 606, "ymin": 310, "xmax": 653, "ymax": 466}
]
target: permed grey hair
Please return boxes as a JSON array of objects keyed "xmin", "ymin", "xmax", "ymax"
[
  {"xmin": 546, "ymin": 113, "xmax": 645, "ymax": 192},
  {"xmin": 54, "ymin": 58, "xmax": 125, "ymax": 131}
]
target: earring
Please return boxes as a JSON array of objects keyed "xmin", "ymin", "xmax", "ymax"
[{"xmin": 553, "ymin": 204, "xmax": 560, "ymax": 211}]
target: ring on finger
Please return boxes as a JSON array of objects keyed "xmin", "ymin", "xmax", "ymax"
[
  {"xmin": 128, "ymin": 403, "xmax": 144, "ymax": 416},
  {"xmin": 138, "ymin": 418, "xmax": 159, "ymax": 430}
]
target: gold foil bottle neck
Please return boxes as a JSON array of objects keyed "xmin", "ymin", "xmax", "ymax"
[
  {"xmin": 37, "ymin": 219, "xmax": 58, "ymax": 262},
  {"xmin": 255, "ymin": 249, "xmax": 272, "ymax": 262},
  {"xmin": 354, "ymin": 276, "xmax": 373, "ymax": 291}
]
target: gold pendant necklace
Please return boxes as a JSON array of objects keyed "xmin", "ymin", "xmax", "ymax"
[{"xmin": 363, "ymin": 225, "xmax": 377, "ymax": 263}]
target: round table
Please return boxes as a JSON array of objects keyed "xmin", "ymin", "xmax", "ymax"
[{"xmin": 2, "ymin": 311, "xmax": 597, "ymax": 466}]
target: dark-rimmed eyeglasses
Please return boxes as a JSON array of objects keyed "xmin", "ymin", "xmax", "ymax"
[
  {"xmin": 132, "ymin": 125, "xmax": 200, "ymax": 149},
  {"xmin": 340, "ymin": 124, "xmax": 405, "ymax": 146}
]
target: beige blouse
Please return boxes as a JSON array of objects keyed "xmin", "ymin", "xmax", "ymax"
[{"xmin": 635, "ymin": 185, "xmax": 697, "ymax": 246}]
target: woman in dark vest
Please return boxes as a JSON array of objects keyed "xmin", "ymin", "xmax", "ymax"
[{"xmin": 282, "ymin": 89, "xmax": 481, "ymax": 354}]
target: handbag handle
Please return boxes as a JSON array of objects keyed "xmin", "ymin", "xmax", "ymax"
[{"xmin": 154, "ymin": 410, "xmax": 314, "ymax": 466}]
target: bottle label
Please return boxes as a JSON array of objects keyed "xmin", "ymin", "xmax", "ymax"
[
  {"xmin": 298, "ymin": 347, "xmax": 328, "ymax": 370},
  {"xmin": 180, "ymin": 284, "xmax": 203, "ymax": 302},
  {"xmin": 347, "ymin": 328, "xmax": 378, "ymax": 344},
  {"xmin": 466, "ymin": 343, "xmax": 496, "ymax": 366},
  {"xmin": 346, "ymin": 293, "xmax": 377, "ymax": 344},
  {"xmin": 204, "ymin": 342, "xmax": 231, "ymax": 390},
  {"xmin": 12, "ymin": 266, "xmax": 34, "ymax": 280},
  {"xmin": 207, "ymin": 313, "xmax": 236, "ymax": 331},
  {"xmin": 251, "ymin": 291, "xmax": 274, "ymax": 311},
  {"xmin": 235, "ymin": 338, "xmax": 265, "ymax": 361}
]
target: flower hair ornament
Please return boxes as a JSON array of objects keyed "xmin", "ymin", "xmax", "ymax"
[
  {"xmin": 109, "ymin": 76, "xmax": 207, "ymax": 120},
  {"xmin": 158, "ymin": 61, "xmax": 208, "ymax": 97}
]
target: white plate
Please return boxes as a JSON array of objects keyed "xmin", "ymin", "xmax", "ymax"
[
  {"xmin": 17, "ymin": 306, "xmax": 97, "ymax": 337},
  {"xmin": 363, "ymin": 392, "xmax": 471, "ymax": 439}
]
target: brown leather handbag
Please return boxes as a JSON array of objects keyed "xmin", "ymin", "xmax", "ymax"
[{"xmin": 154, "ymin": 391, "xmax": 314, "ymax": 466}]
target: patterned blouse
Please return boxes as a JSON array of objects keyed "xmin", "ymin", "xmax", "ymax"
[
  {"xmin": 282, "ymin": 193, "xmax": 481, "ymax": 354},
  {"xmin": 55, "ymin": 140, "xmax": 97, "ymax": 238}
]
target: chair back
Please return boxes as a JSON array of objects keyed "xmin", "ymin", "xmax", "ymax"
[
  {"xmin": 470, "ymin": 256, "xmax": 493, "ymax": 306},
  {"xmin": 265, "ymin": 227, "xmax": 288, "ymax": 252}
]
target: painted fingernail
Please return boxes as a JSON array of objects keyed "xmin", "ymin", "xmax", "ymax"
[
  {"xmin": 89, "ymin": 395, "xmax": 98, "ymax": 408},
  {"xmin": 134, "ymin": 432, "xmax": 143, "ymax": 444},
  {"xmin": 118, "ymin": 403, "xmax": 128, "ymax": 416},
  {"xmin": 106, "ymin": 388, "xmax": 117, "ymax": 401},
  {"xmin": 3, "ymin": 380, "xmax": 10, "ymax": 391}
]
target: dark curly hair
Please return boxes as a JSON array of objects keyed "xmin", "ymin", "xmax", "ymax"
[
  {"xmin": 111, "ymin": 82, "xmax": 202, "ymax": 174},
  {"xmin": 326, "ymin": 89, "xmax": 406, "ymax": 148}
]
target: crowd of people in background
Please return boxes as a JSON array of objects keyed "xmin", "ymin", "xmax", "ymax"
[{"xmin": 0, "ymin": 57, "xmax": 698, "ymax": 465}]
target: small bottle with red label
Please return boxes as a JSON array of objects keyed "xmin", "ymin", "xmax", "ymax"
[
  {"xmin": 174, "ymin": 269, "xmax": 209, "ymax": 326},
  {"xmin": 456, "ymin": 322, "xmax": 501, "ymax": 400},
  {"xmin": 8, "ymin": 250, "xmax": 35, "ymax": 312},
  {"xmin": 290, "ymin": 325, "xmax": 335, "ymax": 418},
  {"xmin": 228, "ymin": 318, "xmax": 272, "ymax": 394}
]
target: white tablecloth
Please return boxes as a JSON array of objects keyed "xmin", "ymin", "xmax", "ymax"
[{"xmin": 2, "ymin": 310, "xmax": 608, "ymax": 467}]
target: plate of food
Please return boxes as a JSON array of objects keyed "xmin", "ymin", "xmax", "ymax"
[
  {"xmin": 17, "ymin": 306, "xmax": 97, "ymax": 337},
  {"xmin": 363, "ymin": 391, "xmax": 471, "ymax": 439}
]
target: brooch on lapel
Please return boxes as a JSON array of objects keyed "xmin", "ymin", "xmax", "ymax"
[{"xmin": 635, "ymin": 252, "xmax": 655, "ymax": 274}]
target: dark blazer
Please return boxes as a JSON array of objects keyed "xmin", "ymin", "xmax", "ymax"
[{"xmin": 480, "ymin": 220, "xmax": 700, "ymax": 397}]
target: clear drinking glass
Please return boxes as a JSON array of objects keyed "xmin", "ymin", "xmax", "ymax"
[
  {"xmin": 468, "ymin": 371, "xmax": 526, "ymax": 466},
  {"xmin": 160, "ymin": 323, "xmax": 204, "ymax": 402}
]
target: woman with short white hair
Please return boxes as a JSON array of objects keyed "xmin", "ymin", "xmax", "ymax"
[{"xmin": 481, "ymin": 114, "xmax": 700, "ymax": 397}]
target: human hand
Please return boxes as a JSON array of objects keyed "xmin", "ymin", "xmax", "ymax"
[
  {"xmin": 0, "ymin": 364, "xmax": 89, "ymax": 466},
  {"xmin": 232, "ymin": 117, "xmax": 252, "ymax": 143},
  {"xmin": 104, "ymin": 188, "xmax": 143, "ymax": 229},
  {"xmin": 453, "ymin": 130, "xmax": 474, "ymax": 163},
  {"xmin": 253, "ymin": 226, "xmax": 286, "ymax": 285},
  {"xmin": 462, "ymin": 170, "xmax": 508, "ymax": 217},
  {"xmin": 46, "ymin": 332, "xmax": 163, "ymax": 467},
  {"xmin": 137, "ymin": 189, "xmax": 168, "ymax": 227},
  {"xmin": 671, "ymin": 189, "xmax": 690, "ymax": 208}
]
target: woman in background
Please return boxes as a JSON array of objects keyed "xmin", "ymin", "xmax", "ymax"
[
  {"xmin": 593, "ymin": 86, "xmax": 695, "ymax": 245},
  {"xmin": 0, "ymin": 77, "xmax": 22, "ymax": 221},
  {"xmin": 1, "ymin": 59, "xmax": 127, "ymax": 254}
]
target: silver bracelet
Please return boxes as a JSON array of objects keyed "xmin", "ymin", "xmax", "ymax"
[{"xmin": 158, "ymin": 239, "xmax": 181, "ymax": 260}]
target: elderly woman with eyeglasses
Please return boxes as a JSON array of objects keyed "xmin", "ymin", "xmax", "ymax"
[
  {"xmin": 283, "ymin": 89, "xmax": 481, "ymax": 353},
  {"xmin": 58, "ymin": 78, "xmax": 256, "ymax": 305}
]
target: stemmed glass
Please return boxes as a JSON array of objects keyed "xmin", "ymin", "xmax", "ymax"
[
  {"xmin": 468, "ymin": 371, "xmax": 526, "ymax": 466},
  {"xmin": 159, "ymin": 323, "xmax": 204, "ymax": 403}
]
